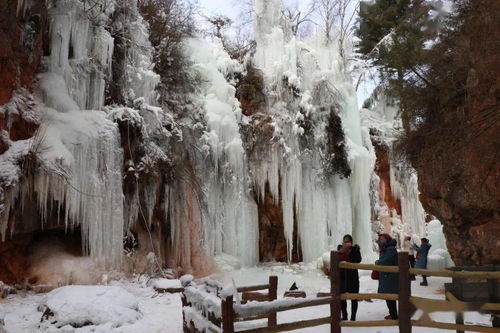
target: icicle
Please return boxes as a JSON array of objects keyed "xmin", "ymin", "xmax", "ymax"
[
  {"xmin": 34, "ymin": 108, "xmax": 125, "ymax": 266},
  {"xmin": 45, "ymin": 0, "xmax": 116, "ymax": 111}
]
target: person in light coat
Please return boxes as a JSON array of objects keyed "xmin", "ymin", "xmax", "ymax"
[{"xmin": 403, "ymin": 236, "xmax": 416, "ymax": 280}]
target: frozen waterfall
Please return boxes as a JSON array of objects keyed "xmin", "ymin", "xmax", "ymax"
[{"xmin": 251, "ymin": 0, "xmax": 377, "ymax": 262}]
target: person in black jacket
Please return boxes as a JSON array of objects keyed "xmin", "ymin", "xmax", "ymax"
[{"xmin": 337, "ymin": 234, "xmax": 362, "ymax": 321}]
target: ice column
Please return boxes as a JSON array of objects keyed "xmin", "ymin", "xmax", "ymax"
[{"xmin": 185, "ymin": 38, "xmax": 259, "ymax": 266}]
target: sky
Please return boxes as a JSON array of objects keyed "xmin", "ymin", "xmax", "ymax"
[{"xmin": 197, "ymin": 0, "xmax": 235, "ymax": 18}]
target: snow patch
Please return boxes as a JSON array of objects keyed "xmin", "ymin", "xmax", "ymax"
[{"xmin": 43, "ymin": 285, "xmax": 141, "ymax": 328}]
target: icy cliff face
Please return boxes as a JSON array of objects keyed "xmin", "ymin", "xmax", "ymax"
[
  {"xmin": 0, "ymin": 0, "xmax": 436, "ymax": 281},
  {"xmin": 0, "ymin": 0, "xmax": 128, "ymax": 267}
]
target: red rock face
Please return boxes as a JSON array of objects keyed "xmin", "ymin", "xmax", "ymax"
[
  {"xmin": 411, "ymin": 0, "xmax": 500, "ymax": 266},
  {"xmin": 373, "ymin": 141, "xmax": 401, "ymax": 216},
  {"xmin": 256, "ymin": 186, "xmax": 286, "ymax": 261},
  {"xmin": 0, "ymin": 1, "xmax": 46, "ymax": 105},
  {"xmin": 0, "ymin": 234, "xmax": 32, "ymax": 285},
  {"xmin": 0, "ymin": 1, "xmax": 46, "ymax": 144},
  {"xmin": 236, "ymin": 63, "xmax": 267, "ymax": 117}
]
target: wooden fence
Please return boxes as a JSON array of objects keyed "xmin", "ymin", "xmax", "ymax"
[{"xmin": 182, "ymin": 251, "xmax": 500, "ymax": 333}]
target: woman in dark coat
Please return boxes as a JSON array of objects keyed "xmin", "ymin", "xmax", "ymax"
[
  {"xmin": 376, "ymin": 233, "xmax": 399, "ymax": 319},
  {"xmin": 413, "ymin": 238, "xmax": 432, "ymax": 286},
  {"xmin": 337, "ymin": 234, "xmax": 362, "ymax": 321}
]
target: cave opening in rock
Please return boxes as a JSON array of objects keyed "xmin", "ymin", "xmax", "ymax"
[
  {"xmin": 25, "ymin": 228, "xmax": 85, "ymax": 285},
  {"xmin": 256, "ymin": 181, "xmax": 302, "ymax": 263}
]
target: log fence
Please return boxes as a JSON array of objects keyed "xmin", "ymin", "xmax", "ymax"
[{"xmin": 182, "ymin": 251, "xmax": 500, "ymax": 333}]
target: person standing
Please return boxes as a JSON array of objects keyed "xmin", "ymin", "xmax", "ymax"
[
  {"xmin": 337, "ymin": 234, "xmax": 362, "ymax": 321},
  {"xmin": 413, "ymin": 238, "xmax": 432, "ymax": 286},
  {"xmin": 376, "ymin": 233, "xmax": 399, "ymax": 320},
  {"xmin": 403, "ymin": 236, "xmax": 416, "ymax": 280}
]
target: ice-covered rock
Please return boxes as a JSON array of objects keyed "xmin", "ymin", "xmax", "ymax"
[
  {"xmin": 180, "ymin": 274, "xmax": 194, "ymax": 287},
  {"xmin": 42, "ymin": 285, "xmax": 141, "ymax": 328}
]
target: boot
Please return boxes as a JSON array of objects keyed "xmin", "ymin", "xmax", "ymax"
[{"xmin": 420, "ymin": 276, "xmax": 428, "ymax": 286}]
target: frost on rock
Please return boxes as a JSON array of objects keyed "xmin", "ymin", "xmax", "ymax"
[
  {"xmin": 0, "ymin": 139, "xmax": 34, "ymax": 240},
  {"xmin": 42, "ymin": 285, "xmax": 141, "ymax": 328}
]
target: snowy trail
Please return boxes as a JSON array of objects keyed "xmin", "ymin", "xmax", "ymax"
[{"xmin": 1, "ymin": 267, "xmax": 492, "ymax": 333}]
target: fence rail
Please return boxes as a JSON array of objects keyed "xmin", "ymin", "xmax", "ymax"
[{"xmin": 182, "ymin": 251, "xmax": 499, "ymax": 333}]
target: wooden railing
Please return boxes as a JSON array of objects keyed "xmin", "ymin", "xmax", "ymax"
[{"xmin": 183, "ymin": 251, "xmax": 500, "ymax": 333}]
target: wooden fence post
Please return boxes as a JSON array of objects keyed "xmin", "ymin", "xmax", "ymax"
[
  {"xmin": 398, "ymin": 252, "xmax": 412, "ymax": 333},
  {"xmin": 222, "ymin": 295, "xmax": 234, "ymax": 333},
  {"xmin": 331, "ymin": 251, "xmax": 341, "ymax": 333},
  {"xmin": 452, "ymin": 277, "xmax": 465, "ymax": 333},
  {"xmin": 268, "ymin": 275, "xmax": 278, "ymax": 327}
]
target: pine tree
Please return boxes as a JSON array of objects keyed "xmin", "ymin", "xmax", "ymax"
[{"xmin": 355, "ymin": 0, "xmax": 433, "ymax": 131}]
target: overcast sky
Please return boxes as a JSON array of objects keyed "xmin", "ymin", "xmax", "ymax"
[{"xmin": 197, "ymin": 0, "xmax": 235, "ymax": 18}]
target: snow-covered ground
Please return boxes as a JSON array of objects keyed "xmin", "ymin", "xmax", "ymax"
[{"xmin": 0, "ymin": 265, "xmax": 492, "ymax": 333}]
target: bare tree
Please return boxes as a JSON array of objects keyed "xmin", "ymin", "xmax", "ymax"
[
  {"xmin": 204, "ymin": 14, "xmax": 255, "ymax": 60},
  {"xmin": 283, "ymin": 2, "xmax": 316, "ymax": 37},
  {"xmin": 206, "ymin": 15, "xmax": 232, "ymax": 39},
  {"xmin": 233, "ymin": 0, "xmax": 317, "ymax": 38},
  {"xmin": 312, "ymin": 0, "xmax": 358, "ymax": 61},
  {"xmin": 314, "ymin": 0, "xmax": 335, "ymax": 43},
  {"xmin": 335, "ymin": 0, "xmax": 358, "ymax": 61}
]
